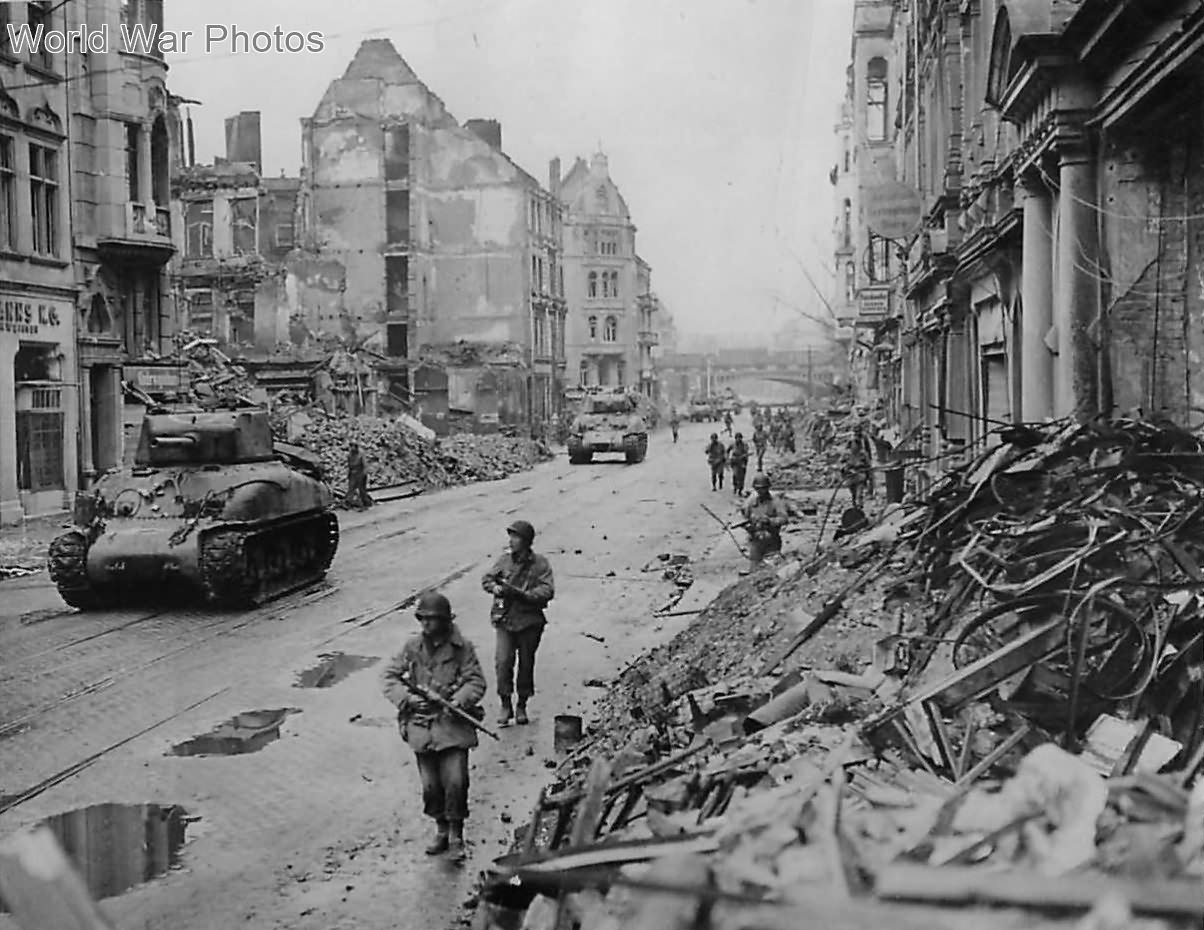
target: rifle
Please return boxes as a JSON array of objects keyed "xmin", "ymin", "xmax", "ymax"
[{"xmin": 397, "ymin": 674, "xmax": 500, "ymax": 741}]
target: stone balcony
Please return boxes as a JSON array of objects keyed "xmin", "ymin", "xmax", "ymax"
[{"xmin": 97, "ymin": 201, "xmax": 175, "ymax": 266}]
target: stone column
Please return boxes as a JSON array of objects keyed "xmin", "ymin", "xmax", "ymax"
[
  {"xmin": 1055, "ymin": 142, "xmax": 1101, "ymax": 420},
  {"xmin": 1019, "ymin": 175, "xmax": 1054, "ymax": 422},
  {"xmin": 78, "ymin": 361, "xmax": 94, "ymax": 480}
]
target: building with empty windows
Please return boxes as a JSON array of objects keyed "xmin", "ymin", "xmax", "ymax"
[
  {"xmin": 261, "ymin": 39, "xmax": 567, "ymax": 434},
  {"xmin": 557, "ymin": 152, "xmax": 650, "ymax": 393}
]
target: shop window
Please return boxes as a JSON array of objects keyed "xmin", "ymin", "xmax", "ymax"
[
  {"xmin": 231, "ymin": 197, "xmax": 257, "ymax": 254},
  {"xmin": 185, "ymin": 200, "xmax": 213, "ymax": 257},
  {"xmin": 383, "ymin": 124, "xmax": 409, "ymax": 180},
  {"xmin": 603, "ymin": 315, "xmax": 617, "ymax": 343},
  {"xmin": 17, "ymin": 411, "xmax": 63, "ymax": 490},
  {"xmin": 26, "ymin": 2, "xmax": 54, "ymax": 71},
  {"xmin": 867, "ymin": 57, "xmax": 889, "ymax": 142},
  {"xmin": 29, "ymin": 143, "xmax": 58, "ymax": 256},
  {"xmin": 0, "ymin": 134, "xmax": 14, "ymax": 250}
]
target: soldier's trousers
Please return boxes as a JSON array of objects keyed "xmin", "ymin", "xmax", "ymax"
[
  {"xmin": 731, "ymin": 466, "xmax": 747, "ymax": 495},
  {"xmin": 415, "ymin": 747, "xmax": 470, "ymax": 822},
  {"xmin": 496, "ymin": 624, "xmax": 544, "ymax": 699}
]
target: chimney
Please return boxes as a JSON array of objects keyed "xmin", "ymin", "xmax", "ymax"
[
  {"xmin": 186, "ymin": 108, "xmax": 195, "ymax": 166},
  {"xmin": 464, "ymin": 118, "xmax": 502, "ymax": 150},
  {"xmin": 224, "ymin": 110, "xmax": 262, "ymax": 172},
  {"xmin": 549, "ymin": 157, "xmax": 561, "ymax": 196}
]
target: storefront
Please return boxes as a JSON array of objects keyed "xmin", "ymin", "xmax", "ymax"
[{"xmin": 0, "ymin": 292, "xmax": 80, "ymax": 525}]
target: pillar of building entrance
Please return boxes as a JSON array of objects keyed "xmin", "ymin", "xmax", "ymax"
[
  {"xmin": 1055, "ymin": 144, "xmax": 1101, "ymax": 420},
  {"xmin": 1019, "ymin": 176, "xmax": 1054, "ymax": 422},
  {"xmin": 0, "ymin": 346, "xmax": 20, "ymax": 524}
]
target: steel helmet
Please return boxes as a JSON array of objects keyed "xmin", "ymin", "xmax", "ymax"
[
  {"xmin": 735, "ymin": 432, "xmax": 743, "ymax": 440},
  {"xmin": 752, "ymin": 474, "xmax": 771, "ymax": 490},
  {"xmin": 506, "ymin": 520, "xmax": 536, "ymax": 544},
  {"xmin": 415, "ymin": 591, "xmax": 453, "ymax": 620}
]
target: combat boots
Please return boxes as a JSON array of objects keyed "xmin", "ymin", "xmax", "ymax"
[
  {"xmin": 446, "ymin": 821, "xmax": 465, "ymax": 861},
  {"xmin": 499, "ymin": 696, "xmax": 514, "ymax": 725},
  {"xmin": 515, "ymin": 700, "xmax": 529, "ymax": 725},
  {"xmin": 425, "ymin": 820, "xmax": 449, "ymax": 855}
]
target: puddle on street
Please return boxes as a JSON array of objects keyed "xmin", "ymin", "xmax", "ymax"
[
  {"xmin": 0, "ymin": 803, "xmax": 193, "ymax": 909},
  {"xmin": 295, "ymin": 652, "xmax": 379, "ymax": 688},
  {"xmin": 169, "ymin": 708, "xmax": 300, "ymax": 757}
]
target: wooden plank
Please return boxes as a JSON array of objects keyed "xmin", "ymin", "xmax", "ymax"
[
  {"xmin": 875, "ymin": 863, "xmax": 1204, "ymax": 916},
  {"xmin": 912, "ymin": 619, "xmax": 1065, "ymax": 712},
  {"xmin": 0, "ymin": 827, "xmax": 116, "ymax": 930},
  {"xmin": 568, "ymin": 757, "xmax": 612, "ymax": 849}
]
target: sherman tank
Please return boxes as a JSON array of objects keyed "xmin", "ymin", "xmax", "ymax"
[
  {"xmin": 567, "ymin": 391, "xmax": 648, "ymax": 464},
  {"xmin": 48, "ymin": 406, "xmax": 339, "ymax": 610}
]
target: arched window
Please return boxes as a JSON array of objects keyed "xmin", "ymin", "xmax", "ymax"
[
  {"xmin": 985, "ymin": 10, "xmax": 1012, "ymax": 107},
  {"xmin": 845, "ymin": 262, "xmax": 856, "ymax": 304},
  {"xmin": 867, "ymin": 57, "xmax": 888, "ymax": 142},
  {"xmin": 588, "ymin": 315, "xmax": 598, "ymax": 340},
  {"xmin": 603, "ymin": 315, "xmax": 617, "ymax": 343},
  {"xmin": 587, "ymin": 271, "xmax": 598, "ymax": 298},
  {"xmin": 609, "ymin": 271, "xmax": 620, "ymax": 298}
]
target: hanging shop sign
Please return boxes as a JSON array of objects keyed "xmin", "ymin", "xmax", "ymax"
[
  {"xmin": 858, "ymin": 286, "xmax": 891, "ymax": 320},
  {"xmin": 863, "ymin": 182, "xmax": 923, "ymax": 240}
]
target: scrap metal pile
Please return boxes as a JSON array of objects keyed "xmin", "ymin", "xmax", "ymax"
[{"xmin": 472, "ymin": 418, "xmax": 1204, "ymax": 930}]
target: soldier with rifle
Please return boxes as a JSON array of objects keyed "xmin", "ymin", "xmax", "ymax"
[
  {"xmin": 482, "ymin": 519, "xmax": 555, "ymax": 725},
  {"xmin": 740, "ymin": 473, "xmax": 791, "ymax": 570},
  {"xmin": 381, "ymin": 591, "xmax": 487, "ymax": 860}
]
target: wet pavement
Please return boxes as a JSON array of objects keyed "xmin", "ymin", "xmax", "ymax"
[
  {"xmin": 0, "ymin": 420, "xmax": 776, "ymax": 930},
  {"xmin": 169, "ymin": 709, "xmax": 301, "ymax": 756},
  {"xmin": 295, "ymin": 653, "xmax": 381, "ymax": 689}
]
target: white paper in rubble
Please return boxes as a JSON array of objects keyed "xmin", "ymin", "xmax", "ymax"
[{"xmin": 1079, "ymin": 714, "xmax": 1182, "ymax": 777}]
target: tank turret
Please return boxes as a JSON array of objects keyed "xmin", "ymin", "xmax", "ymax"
[{"xmin": 48, "ymin": 406, "xmax": 339, "ymax": 610}]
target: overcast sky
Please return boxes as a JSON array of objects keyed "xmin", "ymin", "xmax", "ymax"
[{"xmin": 165, "ymin": 0, "xmax": 856, "ymax": 344}]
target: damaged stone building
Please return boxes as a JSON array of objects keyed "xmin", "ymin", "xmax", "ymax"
[
  {"xmin": 258, "ymin": 38, "xmax": 568, "ymax": 434},
  {"xmin": 173, "ymin": 111, "xmax": 298, "ymax": 349},
  {"xmin": 0, "ymin": 0, "xmax": 185, "ymax": 523},
  {"xmin": 558, "ymin": 152, "xmax": 658, "ymax": 396},
  {"xmin": 837, "ymin": 0, "xmax": 1204, "ymax": 486}
]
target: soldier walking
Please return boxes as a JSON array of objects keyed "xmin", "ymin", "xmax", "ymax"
[
  {"xmin": 345, "ymin": 442, "xmax": 373, "ymax": 509},
  {"xmin": 482, "ymin": 520, "xmax": 554, "ymax": 725},
  {"xmin": 728, "ymin": 432, "xmax": 750, "ymax": 496},
  {"xmin": 669, "ymin": 407, "xmax": 680, "ymax": 443},
  {"xmin": 723, "ymin": 409, "xmax": 734, "ymax": 436},
  {"xmin": 706, "ymin": 432, "xmax": 727, "ymax": 490},
  {"xmin": 752, "ymin": 423, "xmax": 768, "ymax": 472},
  {"xmin": 381, "ymin": 592, "xmax": 486, "ymax": 860},
  {"xmin": 740, "ymin": 474, "xmax": 791, "ymax": 572}
]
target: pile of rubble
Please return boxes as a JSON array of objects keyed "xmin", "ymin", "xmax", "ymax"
[
  {"xmin": 473, "ymin": 417, "xmax": 1204, "ymax": 930},
  {"xmin": 276, "ymin": 410, "xmax": 552, "ymax": 499},
  {"xmin": 767, "ymin": 448, "xmax": 844, "ymax": 491}
]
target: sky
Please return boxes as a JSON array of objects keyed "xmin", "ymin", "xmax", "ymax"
[{"xmin": 164, "ymin": 0, "xmax": 857, "ymax": 345}]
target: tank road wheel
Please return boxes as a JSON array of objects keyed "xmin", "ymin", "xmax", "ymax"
[
  {"xmin": 47, "ymin": 530, "xmax": 109, "ymax": 610},
  {"xmin": 318, "ymin": 512, "xmax": 339, "ymax": 573}
]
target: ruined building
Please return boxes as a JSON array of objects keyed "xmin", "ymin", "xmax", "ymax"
[
  {"xmin": 260, "ymin": 39, "xmax": 568, "ymax": 434},
  {"xmin": 557, "ymin": 152, "xmax": 655, "ymax": 395}
]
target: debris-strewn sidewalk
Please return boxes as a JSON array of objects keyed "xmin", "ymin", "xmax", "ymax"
[
  {"xmin": 471, "ymin": 417, "xmax": 1204, "ymax": 930},
  {"xmin": 0, "ymin": 516, "xmax": 68, "ymax": 579}
]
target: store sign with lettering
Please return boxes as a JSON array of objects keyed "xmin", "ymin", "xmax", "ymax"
[{"xmin": 0, "ymin": 298, "xmax": 67, "ymax": 337}]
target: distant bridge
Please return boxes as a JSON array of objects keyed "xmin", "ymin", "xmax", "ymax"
[{"xmin": 657, "ymin": 348, "xmax": 840, "ymax": 405}]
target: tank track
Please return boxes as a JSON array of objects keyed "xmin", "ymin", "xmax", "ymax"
[
  {"xmin": 47, "ymin": 530, "xmax": 110, "ymax": 610},
  {"xmin": 199, "ymin": 510, "xmax": 339, "ymax": 608}
]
